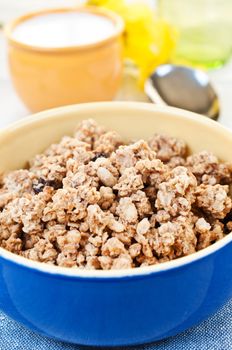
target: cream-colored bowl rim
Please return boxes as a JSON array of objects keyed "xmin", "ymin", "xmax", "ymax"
[
  {"xmin": 4, "ymin": 6, "xmax": 125, "ymax": 53},
  {"xmin": 0, "ymin": 102, "xmax": 232, "ymax": 278}
]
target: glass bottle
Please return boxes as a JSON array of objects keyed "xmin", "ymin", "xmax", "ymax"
[{"xmin": 158, "ymin": 0, "xmax": 232, "ymax": 69}]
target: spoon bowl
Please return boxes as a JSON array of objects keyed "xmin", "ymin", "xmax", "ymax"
[{"xmin": 145, "ymin": 64, "xmax": 220, "ymax": 120}]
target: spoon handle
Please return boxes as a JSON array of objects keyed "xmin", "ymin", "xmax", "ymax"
[{"xmin": 144, "ymin": 79, "xmax": 166, "ymax": 106}]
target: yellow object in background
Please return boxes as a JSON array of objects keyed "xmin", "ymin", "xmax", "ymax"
[{"xmin": 88, "ymin": 0, "xmax": 176, "ymax": 83}]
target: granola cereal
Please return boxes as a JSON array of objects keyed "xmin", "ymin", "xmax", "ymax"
[{"xmin": 0, "ymin": 119, "xmax": 232, "ymax": 270}]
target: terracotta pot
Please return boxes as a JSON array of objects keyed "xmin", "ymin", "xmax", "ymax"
[{"xmin": 5, "ymin": 7, "xmax": 124, "ymax": 112}]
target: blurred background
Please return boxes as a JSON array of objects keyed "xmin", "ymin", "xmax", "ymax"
[{"xmin": 0, "ymin": 0, "xmax": 231, "ymax": 127}]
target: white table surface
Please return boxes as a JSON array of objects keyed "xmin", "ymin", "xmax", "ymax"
[{"xmin": 0, "ymin": 0, "xmax": 232, "ymax": 129}]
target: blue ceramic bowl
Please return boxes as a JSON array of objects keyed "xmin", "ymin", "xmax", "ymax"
[{"xmin": 0, "ymin": 102, "xmax": 232, "ymax": 346}]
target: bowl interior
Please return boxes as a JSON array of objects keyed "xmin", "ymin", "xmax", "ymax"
[
  {"xmin": 0, "ymin": 102, "xmax": 232, "ymax": 277},
  {"xmin": 0, "ymin": 102, "xmax": 231, "ymax": 173}
]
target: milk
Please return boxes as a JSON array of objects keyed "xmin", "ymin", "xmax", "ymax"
[{"xmin": 12, "ymin": 12, "xmax": 116, "ymax": 48}]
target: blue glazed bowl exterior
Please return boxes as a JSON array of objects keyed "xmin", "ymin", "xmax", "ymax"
[
  {"xmin": 0, "ymin": 240, "xmax": 232, "ymax": 346},
  {"xmin": 1, "ymin": 102, "xmax": 232, "ymax": 346}
]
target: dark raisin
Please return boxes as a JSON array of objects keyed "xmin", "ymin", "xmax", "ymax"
[
  {"xmin": 33, "ymin": 186, "xmax": 42, "ymax": 194},
  {"xmin": 33, "ymin": 178, "xmax": 62, "ymax": 194},
  {"xmin": 45, "ymin": 179, "xmax": 62, "ymax": 190},
  {"xmin": 155, "ymin": 222, "xmax": 161, "ymax": 229},
  {"xmin": 91, "ymin": 153, "xmax": 107, "ymax": 161},
  {"xmin": 33, "ymin": 178, "xmax": 45, "ymax": 194},
  {"xmin": 222, "ymin": 211, "xmax": 232, "ymax": 224},
  {"xmin": 38, "ymin": 178, "xmax": 46, "ymax": 184}
]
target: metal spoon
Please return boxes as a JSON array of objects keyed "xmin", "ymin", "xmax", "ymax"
[{"xmin": 144, "ymin": 64, "xmax": 220, "ymax": 120}]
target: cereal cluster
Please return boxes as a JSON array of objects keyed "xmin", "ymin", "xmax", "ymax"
[{"xmin": 0, "ymin": 119, "xmax": 232, "ymax": 270}]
